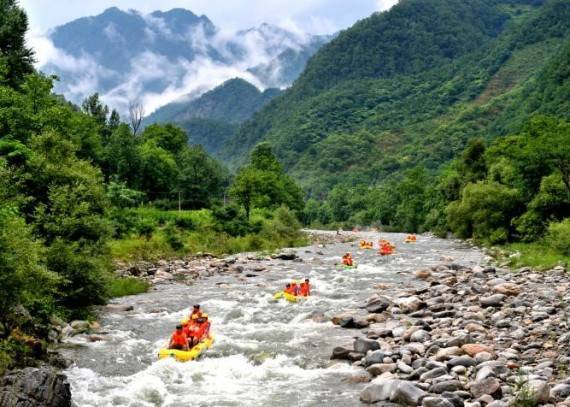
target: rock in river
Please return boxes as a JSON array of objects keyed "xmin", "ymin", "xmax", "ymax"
[{"xmin": 0, "ymin": 367, "xmax": 71, "ymax": 407}]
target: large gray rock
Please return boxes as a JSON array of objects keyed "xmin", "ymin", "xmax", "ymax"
[
  {"xmin": 430, "ymin": 380, "xmax": 463, "ymax": 394},
  {"xmin": 527, "ymin": 380, "xmax": 550, "ymax": 403},
  {"xmin": 0, "ymin": 367, "xmax": 71, "ymax": 407},
  {"xmin": 360, "ymin": 378, "xmax": 427, "ymax": 405},
  {"xmin": 364, "ymin": 350, "xmax": 386, "ymax": 366},
  {"xmin": 331, "ymin": 346, "xmax": 353, "ymax": 360},
  {"xmin": 447, "ymin": 356, "xmax": 476, "ymax": 368},
  {"xmin": 354, "ymin": 338, "xmax": 380, "ymax": 354}
]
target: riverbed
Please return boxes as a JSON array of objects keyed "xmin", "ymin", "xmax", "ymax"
[{"xmin": 63, "ymin": 232, "xmax": 486, "ymax": 406}]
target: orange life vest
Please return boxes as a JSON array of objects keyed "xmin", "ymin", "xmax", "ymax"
[
  {"xmin": 299, "ymin": 283, "xmax": 310, "ymax": 296},
  {"xmin": 171, "ymin": 331, "xmax": 188, "ymax": 346}
]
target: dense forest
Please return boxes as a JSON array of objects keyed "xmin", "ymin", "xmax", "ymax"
[
  {"xmin": 0, "ymin": 0, "xmax": 304, "ymax": 374},
  {"xmin": 219, "ymin": 0, "xmax": 569, "ymax": 255}
]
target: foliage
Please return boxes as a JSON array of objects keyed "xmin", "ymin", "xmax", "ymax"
[
  {"xmin": 546, "ymin": 218, "xmax": 570, "ymax": 256},
  {"xmin": 107, "ymin": 277, "xmax": 149, "ymax": 298},
  {"xmin": 231, "ymin": 143, "xmax": 304, "ymax": 216}
]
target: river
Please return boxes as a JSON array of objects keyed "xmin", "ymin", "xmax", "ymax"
[{"xmin": 62, "ymin": 232, "xmax": 486, "ymax": 407}]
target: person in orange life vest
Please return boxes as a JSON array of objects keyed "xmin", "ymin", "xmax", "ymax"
[
  {"xmin": 284, "ymin": 283, "xmax": 294, "ymax": 295},
  {"xmin": 199, "ymin": 313, "xmax": 211, "ymax": 337},
  {"xmin": 299, "ymin": 279, "xmax": 311, "ymax": 297},
  {"xmin": 169, "ymin": 325, "xmax": 189, "ymax": 351},
  {"xmin": 342, "ymin": 253, "xmax": 353, "ymax": 266},
  {"xmin": 290, "ymin": 280, "xmax": 300, "ymax": 296},
  {"xmin": 189, "ymin": 304, "xmax": 202, "ymax": 320},
  {"xmin": 185, "ymin": 315, "xmax": 203, "ymax": 347}
]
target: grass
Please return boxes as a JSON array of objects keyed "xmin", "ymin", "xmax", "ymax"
[
  {"xmin": 496, "ymin": 242, "xmax": 569, "ymax": 271},
  {"xmin": 109, "ymin": 207, "xmax": 309, "ymax": 263},
  {"xmin": 107, "ymin": 277, "xmax": 150, "ymax": 298}
]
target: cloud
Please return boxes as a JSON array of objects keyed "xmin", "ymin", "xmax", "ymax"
[{"xmin": 375, "ymin": 0, "xmax": 399, "ymax": 11}]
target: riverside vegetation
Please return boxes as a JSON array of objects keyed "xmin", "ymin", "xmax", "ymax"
[
  {"xmin": 0, "ymin": 0, "xmax": 569, "ymax": 404},
  {"xmin": 0, "ymin": 0, "xmax": 305, "ymax": 376}
]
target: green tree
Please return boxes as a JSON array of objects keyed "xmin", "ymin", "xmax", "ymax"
[
  {"xmin": 138, "ymin": 141, "xmax": 178, "ymax": 201},
  {"xmin": 230, "ymin": 143, "xmax": 303, "ymax": 217},
  {"xmin": 447, "ymin": 181, "xmax": 523, "ymax": 244},
  {"xmin": 176, "ymin": 145, "xmax": 226, "ymax": 209},
  {"xmin": 105, "ymin": 124, "xmax": 141, "ymax": 186},
  {"xmin": 0, "ymin": 0, "xmax": 34, "ymax": 88},
  {"xmin": 141, "ymin": 124, "xmax": 187, "ymax": 155}
]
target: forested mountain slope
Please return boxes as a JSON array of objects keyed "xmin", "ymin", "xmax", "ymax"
[
  {"xmin": 222, "ymin": 0, "xmax": 569, "ymax": 196},
  {"xmin": 145, "ymin": 78, "xmax": 282, "ymax": 156}
]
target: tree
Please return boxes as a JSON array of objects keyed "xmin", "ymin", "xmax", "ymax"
[
  {"xmin": 230, "ymin": 143, "xmax": 304, "ymax": 217},
  {"xmin": 82, "ymin": 93, "xmax": 109, "ymax": 128},
  {"xmin": 0, "ymin": 0, "xmax": 34, "ymax": 88},
  {"xmin": 105, "ymin": 124, "xmax": 141, "ymax": 186},
  {"xmin": 138, "ymin": 141, "xmax": 178, "ymax": 201},
  {"xmin": 141, "ymin": 124, "xmax": 187, "ymax": 155},
  {"xmin": 176, "ymin": 146, "xmax": 226, "ymax": 209},
  {"xmin": 129, "ymin": 100, "xmax": 145, "ymax": 136}
]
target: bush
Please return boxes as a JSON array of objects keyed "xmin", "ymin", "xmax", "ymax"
[
  {"xmin": 546, "ymin": 218, "xmax": 570, "ymax": 256},
  {"xmin": 163, "ymin": 224, "xmax": 184, "ymax": 251}
]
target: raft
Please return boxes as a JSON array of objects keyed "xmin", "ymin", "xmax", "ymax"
[
  {"xmin": 404, "ymin": 239, "xmax": 416, "ymax": 244},
  {"xmin": 274, "ymin": 291, "xmax": 304, "ymax": 302},
  {"xmin": 158, "ymin": 334, "xmax": 215, "ymax": 362}
]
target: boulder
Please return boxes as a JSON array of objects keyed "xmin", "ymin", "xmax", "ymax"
[
  {"xmin": 416, "ymin": 269, "xmax": 432, "ymax": 280},
  {"xmin": 366, "ymin": 297, "xmax": 391, "ymax": 313},
  {"xmin": 410, "ymin": 330, "xmax": 432, "ymax": 343},
  {"xmin": 0, "ymin": 368, "xmax": 71, "ymax": 407},
  {"xmin": 447, "ymin": 356, "xmax": 477, "ymax": 368},
  {"xmin": 365, "ymin": 350, "xmax": 387, "ymax": 366},
  {"xmin": 272, "ymin": 251, "xmax": 298, "ymax": 260},
  {"xmin": 354, "ymin": 338, "xmax": 380, "ymax": 354},
  {"xmin": 331, "ymin": 346, "xmax": 352, "ymax": 360}
]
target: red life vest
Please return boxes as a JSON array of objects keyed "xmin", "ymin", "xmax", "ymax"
[
  {"xmin": 171, "ymin": 331, "xmax": 187, "ymax": 346},
  {"xmin": 299, "ymin": 283, "xmax": 310, "ymax": 296}
]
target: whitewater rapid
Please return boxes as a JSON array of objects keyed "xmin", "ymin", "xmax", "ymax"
[{"xmin": 63, "ymin": 232, "xmax": 486, "ymax": 406}]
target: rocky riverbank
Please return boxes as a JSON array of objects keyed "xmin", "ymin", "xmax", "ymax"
[{"xmin": 331, "ymin": 262, "xmax": 570, "ymax": 406}]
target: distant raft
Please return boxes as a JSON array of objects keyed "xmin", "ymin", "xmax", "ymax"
[{"xmin": 158, "ymin": 334, "xmax": 215, "ymax": 362}]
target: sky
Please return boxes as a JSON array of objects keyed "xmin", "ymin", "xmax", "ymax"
[{"xmin": 20, "ymin": 0, "xmax": 398, "ymax": 35}]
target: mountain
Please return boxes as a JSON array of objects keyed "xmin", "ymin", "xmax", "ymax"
[
  {"xmin": 144, "ymin": 78, "xmax": 282, "ymax": 155},
  {"xmin": 40, "ymin": 8, "xmax": 330, "ymax": 114},
  {"xmin": 221, "ymin": 0, "xmax": 570, "ymax": 195}
]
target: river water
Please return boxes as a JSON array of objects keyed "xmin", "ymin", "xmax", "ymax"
[{"xmin": 63, "ymin": 232, "xmax": 486, "ymax": 407}]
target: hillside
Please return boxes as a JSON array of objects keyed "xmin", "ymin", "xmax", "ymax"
[
  {"xmin": 222, "ymin": 0, "xmax": 569, "ymax": 196},
  {"xmin": 145, "ymin": 78, "xmax": 282, "ymax": 155},
  {"xmin": 41, "ymin": 8, "xmax": 329, "ymax": 114}
]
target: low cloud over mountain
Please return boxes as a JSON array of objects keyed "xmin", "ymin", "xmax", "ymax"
[{"xmin": 33, "ymin": 7, "xmax": 330, "ymax": 115}]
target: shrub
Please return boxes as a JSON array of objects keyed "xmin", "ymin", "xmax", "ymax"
[
  {"xmin": 163, "ymin": 224, "xmax": 185, "ymax": 251},
  {"xmin": 546, "ymin": 218, "xmax": 570, "ymax": 256}
]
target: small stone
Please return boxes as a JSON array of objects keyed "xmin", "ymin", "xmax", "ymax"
[
  {"xmin": 395, "ymin": 296, "xmax": 426, "ymax": 313},
  {"xmin": 492, "ymin": 283, "xmax": 521, "ymax": 296},
  {"xmin": 461, "ymin": 344, "xmax": 493, "ymax": 357},
  {"xmin": 367, "ymin": 363, "xmax": 397, "ymax": 376},
  {"xmin": 528, "ymin": 380, "xmax": 550, "ymax": 403},
  {"xmin": 552, "ymin": 384, "xmax": 570, "ymax": 400},
  {"xmin": 365, "ymin": 350, "xmax": 386, "ymax": 366},
  {"xmin": 474, "ymin": 352, "xmax": 493, "ymax": 363},
  {"xmin": 452, "ymin": 365, "xmax": 467, "ymax": 375},
  {"xmin": 397, "ymin": 360, "xmax": 414, "ymax": 374},
  {"xmin": 470, "ymin": 377, "xmax": 502, "ymax": 399},
  {"xmin": 480, "ymin": 294, "xmax": 506, "ymax": 308},
  {"xmin": 411, "ymin": 330, "xmax": 432, "ymax": 343},
  {"xmin": 422, "ymin": 397, "xmax": 455, "ymax": 407},
  {"xmin": 416, "ymin": 269, "xmax": 432, "ymax": 279},
  {"xmin": 421, "ymin": 367, "xmax": 449, "ymax": 381},
  {"xmin": 430, "ymin": 380, "xmax": 463, "ymax": 394},
  {"xmin": 448, "ymin": 356, "xmax": 477, "ymax": 368},
  {"xmin": 435, "ymin": 347, "xmax": 463, "ymax": 361}
]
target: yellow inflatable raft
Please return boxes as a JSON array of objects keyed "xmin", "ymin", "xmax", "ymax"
[
  {"xmin": 273, "ymin": 291, "xmax": 306, "ymax": 302},
  {"xmin": 158, "ymin": 334, "xmax": 215, "ymax": 362}
]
